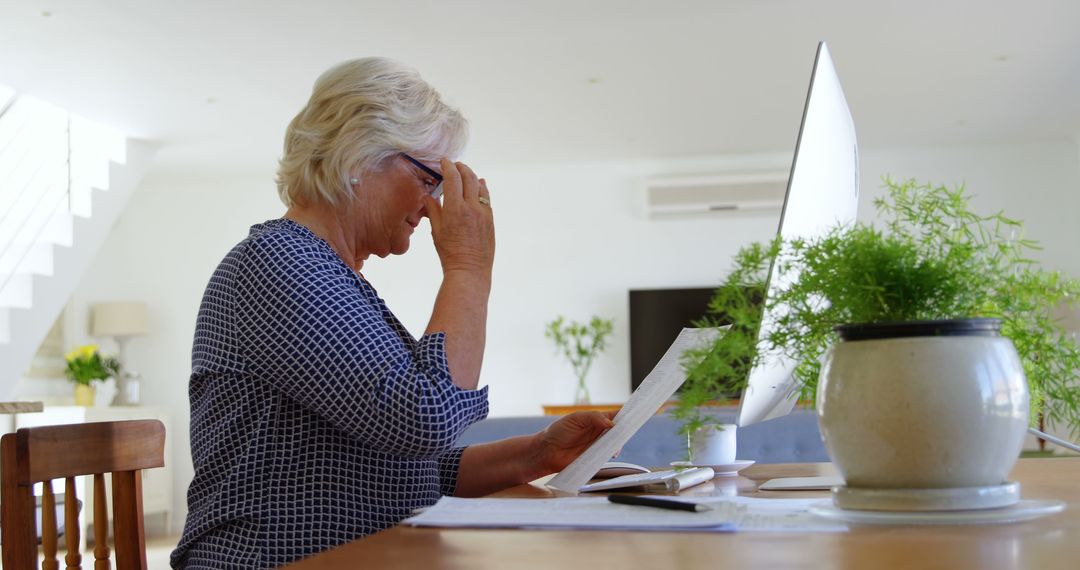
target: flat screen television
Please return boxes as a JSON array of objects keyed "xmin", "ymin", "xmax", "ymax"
[{"xmin": 628, "ymin": 287, "xmax": 721, "ymax": 392}]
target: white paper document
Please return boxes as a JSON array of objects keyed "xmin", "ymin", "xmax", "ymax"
[
  {"xmin": 405, "ymin": 496, "xmax": 735, "ymax": 531},
  {"xmin": 712, "ymin": 496, "xmax": 848, "ymax": 532},
  {"xmin": 547, "ymin": 327, "xmax": 722, "ymax": 493},
  {"xmin": 403, "ymin": 495, "xmax": 847, "ymax": 533}
]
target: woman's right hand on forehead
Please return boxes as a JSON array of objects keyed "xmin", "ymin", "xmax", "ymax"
[{"xmin": 424, "ymin": 158, "xmax": 495, "ymax": 277}]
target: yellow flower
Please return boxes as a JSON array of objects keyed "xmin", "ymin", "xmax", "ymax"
[{"xmin": 65, "ymin": 344, "xmax": 99, "ymax": 363}]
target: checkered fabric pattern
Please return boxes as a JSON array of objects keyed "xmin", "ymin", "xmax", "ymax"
[{"xmin": 171, "ymin": 219, "xmax": 489, "ymax": 569}]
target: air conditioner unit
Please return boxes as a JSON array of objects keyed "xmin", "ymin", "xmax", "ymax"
[{"xmin": 644, "ymin": 171, "xmax": 788, "ymax": 218}]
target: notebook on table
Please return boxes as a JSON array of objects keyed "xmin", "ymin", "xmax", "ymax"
[{"xmin": 580, "ymin": 467, "xmax": 716, "ymax": 493}]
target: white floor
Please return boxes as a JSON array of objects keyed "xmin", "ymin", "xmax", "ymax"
[
  {"xmin": 147, "ymin": 535, "xmax": 181, "ymax": 569},
  {"xmin": 37, "ymin": 535, "xmax": 180, "ymax": 570}
]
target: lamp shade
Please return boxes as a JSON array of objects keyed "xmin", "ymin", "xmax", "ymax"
[{"xmin": 91, "ymin": 302, "xmax": 148, "ymax": 337}]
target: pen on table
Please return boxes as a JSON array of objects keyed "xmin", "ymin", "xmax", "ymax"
[{"xmin": 607, "ymin": 494, "xmax": 712, "ymax": 513}]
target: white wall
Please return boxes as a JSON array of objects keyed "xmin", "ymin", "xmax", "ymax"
[
  {"xmin": 61, "ymin": 139, "xmax": 1080, "ymax": 530},
  {"xmin": 859, "ymin": 141, "xmax": 1080, "ymax": 277}
]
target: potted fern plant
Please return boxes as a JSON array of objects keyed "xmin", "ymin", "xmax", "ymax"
[{"xmin": 676, "ymin": 178, "xmax": 1080, "ymax": 509}]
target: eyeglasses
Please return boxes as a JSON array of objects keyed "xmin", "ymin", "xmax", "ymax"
[{"xmin": 401, "ymin": 153, "xmax": 444, "ymax": 200}]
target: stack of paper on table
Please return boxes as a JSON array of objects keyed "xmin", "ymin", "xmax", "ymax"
[
  {"xmin": 404, "ymin": 496, "xmax": 847, "ymax": 533},
  {"xmin": 406, "ymin": 496, "xmax": 734, "ymax": 531}
]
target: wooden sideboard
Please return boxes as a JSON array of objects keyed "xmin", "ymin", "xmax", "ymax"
[
  {"xmin": 541, "ymin": 403, "xmax": 625, "ymax": 416},
  {"xmin": 541, "ymin": 401, "xmax": 739, "ymax": 416}
]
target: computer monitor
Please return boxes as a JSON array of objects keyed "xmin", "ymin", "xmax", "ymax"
[{"xmin": 737, "ymin": 41, "xmax": 860, "ymax": 426}]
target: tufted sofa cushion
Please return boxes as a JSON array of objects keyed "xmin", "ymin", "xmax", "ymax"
[{"xmin": 455, "ymin": 407, "xmax": 828, "ymax": 467}]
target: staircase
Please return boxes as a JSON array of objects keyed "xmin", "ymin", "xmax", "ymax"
[{"xmin": 0, "ymin": 85, "xmax": 156, "ymax": 399}]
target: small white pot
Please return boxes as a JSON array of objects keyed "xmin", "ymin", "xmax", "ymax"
[
  {"xmin": 689, "ymin": 424, "xmax": 738, "ymax": 465},
  {"xmin": 818, "ymin": 319, "xmax": 1029, "ymax": 490},
  {"xmin": 94, "ymin": 377, "xmax": 119, "ymax": 408}
]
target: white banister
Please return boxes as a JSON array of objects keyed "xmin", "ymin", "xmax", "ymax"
[{"xmin": 0, "ymin": 84, "xmax": 149, "ymax": 400}]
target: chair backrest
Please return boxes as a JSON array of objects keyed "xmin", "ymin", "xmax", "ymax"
[{"xmin": 1, "ymin": 419, "xmax": 165, "ymax": 570}]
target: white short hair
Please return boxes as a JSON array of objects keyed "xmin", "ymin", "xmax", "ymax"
[{"xmin": 276, "ymin": 58, "xmax": 468, "ymax": 207}]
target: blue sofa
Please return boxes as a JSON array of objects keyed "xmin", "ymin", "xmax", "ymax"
[{"xmin": 455, "ymin": 408, "xmax": 828, "ymax": 466}]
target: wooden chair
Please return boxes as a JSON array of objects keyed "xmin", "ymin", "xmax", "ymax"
[{"xmin": 1, "ymin": 420, "xmax": 165, "ymax": 570}]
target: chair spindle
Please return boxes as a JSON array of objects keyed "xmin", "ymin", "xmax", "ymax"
[
  {"xmin": 64, "ymin": 477, "xmax": 81, "ymax": 570},
  {"xmin": 93, "ymin": 474, "xmax": 110, "ymax": 570},
  {"xmin": 42, "ymin": 483, "xmax": 59, "ymax": 570}
]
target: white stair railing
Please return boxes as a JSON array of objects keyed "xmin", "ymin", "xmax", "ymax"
[
  {"xmin": 0, "ymin": 83, "xmax": 150, "ymax": 400},
  {"xmin": 0, "ymin": 95, "xmax": 70, "ymax": 307},
  {"xmin": 0, "ymin": 89, "xmax": 125, "ymax": 310}
]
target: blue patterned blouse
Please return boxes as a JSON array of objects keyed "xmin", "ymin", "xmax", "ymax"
[{"xmin": 171, "ymin": 219, "xmax": 489, "ymax": 569}]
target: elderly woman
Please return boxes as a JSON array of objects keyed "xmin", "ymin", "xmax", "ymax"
[{"xmin": 171, "ymin": 58, "xmax": 614, "ymax": 569}]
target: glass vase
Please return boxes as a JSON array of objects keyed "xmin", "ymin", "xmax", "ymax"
[{"xmin": 574, "ymin": 376, "xmax": 591, "ymax": 405}]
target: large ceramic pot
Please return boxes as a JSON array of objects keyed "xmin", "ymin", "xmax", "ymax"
[{"xmin": 818, "ymin": 318, "xmax": 1028, "ymax": 490}]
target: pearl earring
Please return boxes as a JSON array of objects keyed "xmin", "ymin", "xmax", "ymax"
[{"xmin": 349, "ymin": 177, "xmax": 359, "ymax": 185}]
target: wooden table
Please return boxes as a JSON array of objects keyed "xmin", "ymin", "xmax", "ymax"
[
  {"xmin": 284, "ymin": 459, "xmax": 1080, "ymax": 569},
  {"xmin": 0, "ymin": 402, "xmax": 43, "ymax": 414}
]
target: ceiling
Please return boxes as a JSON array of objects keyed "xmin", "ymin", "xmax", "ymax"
[{"xmin": 2, "ymin": 0, "xmax": 1078, "ymax": 175}]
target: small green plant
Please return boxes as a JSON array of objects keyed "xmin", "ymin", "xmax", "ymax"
[
  {"xmin": 64, "ymin": 344, "xmax": 120, "ymax": 386},
  {"xmin": 675, "ymin": 178, "xmax": 1080, "ymax": 437},
  {"xmin": 545, "ymin": 316, "xmax": 615, "ymax": 404}
]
